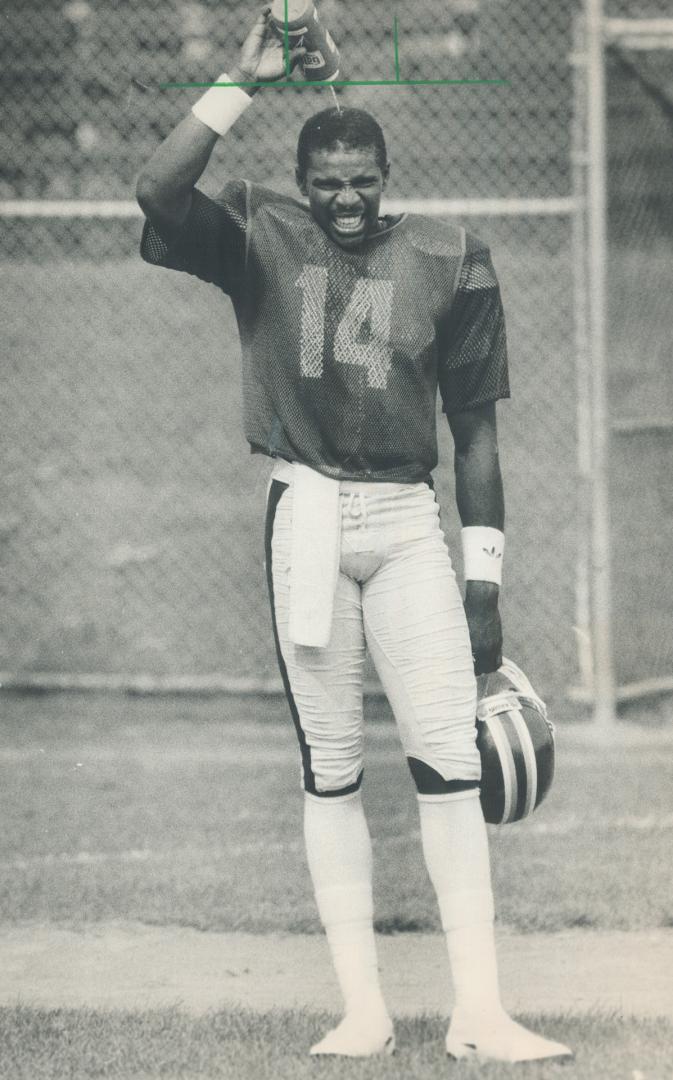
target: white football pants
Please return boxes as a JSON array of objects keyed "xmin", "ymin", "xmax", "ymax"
[{"xmin": 266, "ymin": 476, "xmax": 480, "ymax": 796}]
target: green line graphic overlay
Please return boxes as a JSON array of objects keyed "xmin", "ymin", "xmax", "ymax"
[
  {"xmin": 160, "ymin": 10, "xmax": 507, "ymax": 91},
  {"xmin": 162, "ymin": 79, "xmax": 506, "ymax": 89}
]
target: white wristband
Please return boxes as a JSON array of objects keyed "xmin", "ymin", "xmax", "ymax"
[
  {"xmin": 191, "ymin": 73, "xmax": 253, "ymax": 137},
  {"xmin": 461, "ymin": 526, "xmax": 504, "ymax": 585}
]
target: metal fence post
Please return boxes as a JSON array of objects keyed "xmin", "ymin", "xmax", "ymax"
[{"xmin": 585, "ymin": 0, "xmax": 616, "ymax": 726}]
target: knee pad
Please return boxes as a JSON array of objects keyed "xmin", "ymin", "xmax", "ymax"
[
  {"xmin": 407, "ymin": 756, "xmax": 480, "ymax": 797},
  {"xmin": 305, "ymin": 767, "xmax": 364, "ymax": 799}
]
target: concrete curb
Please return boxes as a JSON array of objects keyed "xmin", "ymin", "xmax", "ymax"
[{"xmin": 2, "ymin": 924, "xmax": 672, "ymax": 1018}]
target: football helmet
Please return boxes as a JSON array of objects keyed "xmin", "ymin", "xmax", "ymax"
[{"xmin": 476, "ymin": 658, "xmax": 555, "ymax": 825}]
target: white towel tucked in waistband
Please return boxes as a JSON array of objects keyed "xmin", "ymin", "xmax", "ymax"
[{"xmin": 271, "ymin": 461, "xmax": 341, "ymax": 648}]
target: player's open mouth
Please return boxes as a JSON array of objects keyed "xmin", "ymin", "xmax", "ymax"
[{"xmin": 332, "ymin": 213, "xmax": 365, "ymax": 235}]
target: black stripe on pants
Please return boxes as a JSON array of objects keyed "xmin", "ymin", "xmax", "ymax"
[{"xmin": 264, "ymin": 478, "xmax": 362, "ymax": 799}]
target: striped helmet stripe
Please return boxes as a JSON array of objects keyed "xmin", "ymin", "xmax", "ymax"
[
  {"xmin": 485, "ymin": 712, "xmax": 518, "ymax": 823},
  {"xmin": 508, "ymin": 707, "xmax": 538, "ymax": 818}
]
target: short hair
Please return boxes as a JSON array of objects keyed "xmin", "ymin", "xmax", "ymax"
[{"xmin": 296, "ymin": 107, "xmax": 388, "ymax": 181}]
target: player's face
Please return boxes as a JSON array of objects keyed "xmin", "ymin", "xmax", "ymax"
[{"xmin": 297, "ymin": 144, "xmax": 390, "ymax": 250}]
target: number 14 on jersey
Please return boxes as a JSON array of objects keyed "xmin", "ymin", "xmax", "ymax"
[{"xmin": 296, "ymin": 265, "xmax": 395, "ymax": 390}]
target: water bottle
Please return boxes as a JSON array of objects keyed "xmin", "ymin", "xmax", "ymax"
[{"xmin": 269, "ymin": 0, "xmax": 340, "ymax": 82}]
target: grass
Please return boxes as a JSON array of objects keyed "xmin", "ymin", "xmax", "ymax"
[
  {"xmin": 0, "ymin": 691, "xmax": 672, "ymax": 933},
  {"xmin": 0, "ymin": 1005, "xmax": 671, "ymax": 1080},
  {"xmin": 0, "ymin": 692, "xmax": 671, "ymax": 1079}
]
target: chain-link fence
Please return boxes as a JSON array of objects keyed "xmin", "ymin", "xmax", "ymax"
[
  {"xmin": 603, "ymin": 0, "xmax": 673, "ymax": 694},
  {"xmin": 4, "ymin": 0, "xmax": 574, "ymax": 201},
  {"xmin": 0, "ymin": 0, "xmax": 628, "ymax": 698}
]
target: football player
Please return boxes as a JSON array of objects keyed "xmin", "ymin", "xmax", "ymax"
[{"xmin": 136, "ymin": 6, "xmax": 572, "ymax": 1064}]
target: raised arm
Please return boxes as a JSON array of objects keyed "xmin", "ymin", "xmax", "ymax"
[
  {"xmin": 448, "ymin": 402, "xmax": 504, "ymax": 675},
  {"xmin": 135, "ymin": 116, "xmax": 222, "ymax": 238},
  {"xmin": 136, "ymin": 6, "xmax": 304, "ymax": 238}
]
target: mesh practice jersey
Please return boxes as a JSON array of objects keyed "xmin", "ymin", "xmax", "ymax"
[{"xmin": 141, "ymin": 181, "xmax": 509, "ymax": 482}]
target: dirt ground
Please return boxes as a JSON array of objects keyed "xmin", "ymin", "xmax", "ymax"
[{"xmin": 2, "ymin": 924, "xmax": 672, "ymax": 1019}]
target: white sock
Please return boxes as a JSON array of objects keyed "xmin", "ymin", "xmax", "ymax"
[
  {"xmin": 418, "ymin": 790, "xmax": 502, "ymax": 1019},
  {"xmin": 304, "ymin": 791, "xmax": 388, "ymax": 1020}
]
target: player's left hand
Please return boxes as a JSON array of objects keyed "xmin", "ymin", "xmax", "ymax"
[{"xmin": 464, "ymin": 581, "xmax": 503, "ymax": 675}]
